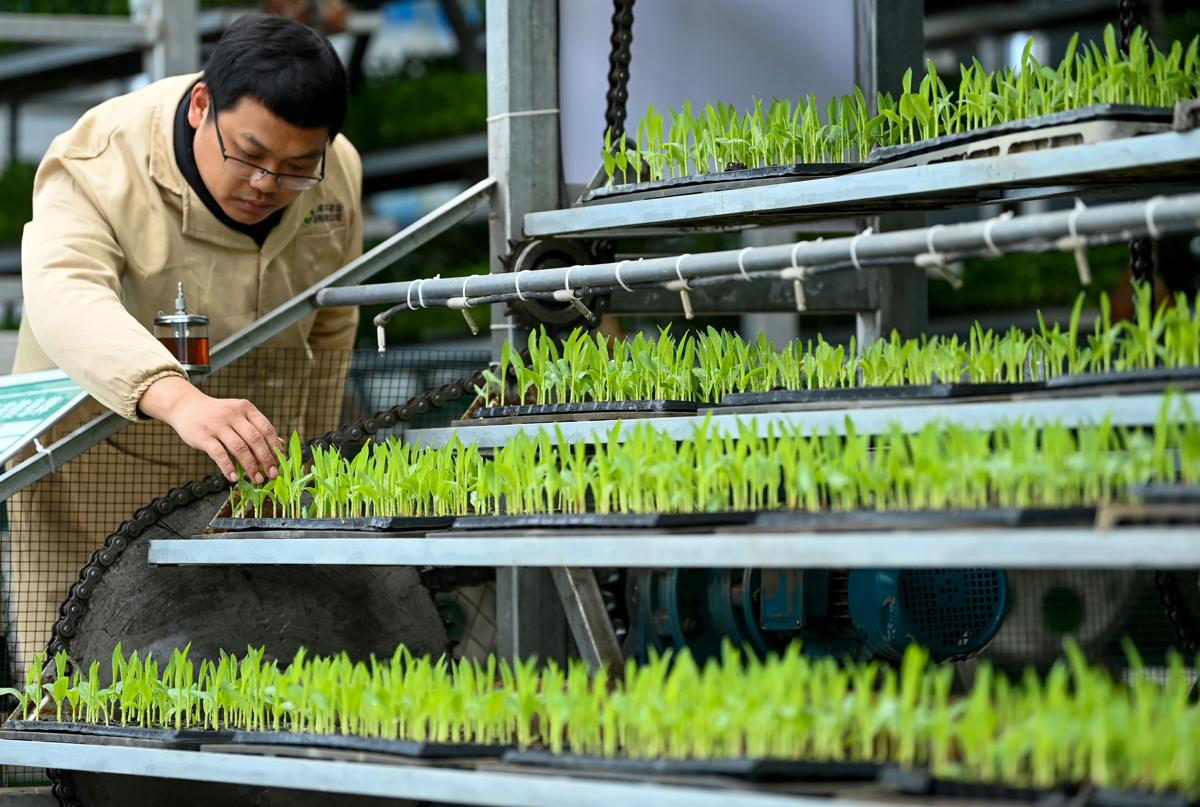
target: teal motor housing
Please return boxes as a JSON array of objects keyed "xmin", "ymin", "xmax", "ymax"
[
  {"xmin": 848, "ymin": 568, "xmax": 1008, "ymax": 662},
  {"xmin": 631, "ymin": 567, "xmax": 1007, "ymax": 663}
]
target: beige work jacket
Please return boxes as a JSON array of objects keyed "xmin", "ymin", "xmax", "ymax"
[{"xmin": 14, "ymin": 72, "xmax": 362, "ymax": 419}]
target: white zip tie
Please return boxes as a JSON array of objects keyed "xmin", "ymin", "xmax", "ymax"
[
  {"xmin": 32, "ymin": 438, "xmax": 54, "ymax": 472},
  {"xmin": 1055, "ymin": 199, "xmax": 1091, "ymax": 286},
  {"xmin": 514, "ymin": 270, "xmax": 530, "ymax": 301},
  {"xmin": 779, "ymin": 241, "xmax": 809, "ymax": 312},
  {"xmin": 914, "ymin": 224, "xmax": 962, "ymax": 289},
  {"xmin": 450, "ymin": 276, "xmax": 480, "ymax": 335},
  {"xmin": 485, "ymin": 107, "xmax": 560, "ymax": 124},
  {"xmin": 377, "ymin": 324, "xmax": 387, "ymax": 355},
  {"xmin": 614, "ymin": 259, "xmax": 634, "ymax": 292},
  {"xmin": 667, "ymin": 253, "xmax": 694, "ymax": 320},
  {"xmin": 551, "ymin": 265, "xmax": 594, "ymax": 320},
  {"xmin": 1144, "ymin": 195, "xmax": 1167, "ymax": 239},
  {"xmin": 849, "ymin": 226, "xmax": 873, "ymax": 270},
  {"xmin": 406, "ymin": 280, "xmax": 416, "ymax": 311},
  {"xmin": 982, "ymin": 210, "xmax": 1013, "ymax": 256},
  {"xmin": 736, "ymin": 247, "xmax": 754, "ymax": 281},
  {"xmin": 416, "ymin": 274, "xmax": 440, "ymax": 308}
]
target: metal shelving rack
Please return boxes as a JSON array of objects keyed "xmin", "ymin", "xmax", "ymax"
[{"xmin": 5, "ymin": 1, "xmax": 1200, "ymax": 805}]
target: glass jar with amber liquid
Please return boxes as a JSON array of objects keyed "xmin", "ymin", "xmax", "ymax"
[{"xmin": 154, "ymin": 282, "xmax": 210, "ymax": 375}]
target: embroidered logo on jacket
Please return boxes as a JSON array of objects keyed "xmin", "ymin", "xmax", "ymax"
[{"xmin": 303, "ymin": 202, "xmax": 344, "ymax": 225}]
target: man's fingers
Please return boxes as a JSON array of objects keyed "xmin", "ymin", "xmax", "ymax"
[
  {"xmin": 217, "ymin": 427, "xmax": 263, "ymax": 484},
  {"xmin": 203, "ymin": 438, "xmax": 238, "ymax": 483},
  {"xmin": 231, "ymin": 415, "xmax": 278, "ymax": 482},
  {"xmin": 243, "ymin": 406, "xmax": 284, "ymax": 464}
]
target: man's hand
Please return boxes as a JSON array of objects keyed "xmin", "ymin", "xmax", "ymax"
[{"xmin": 139, "ymin": 376, "xmax": 284, "ymax": 484}]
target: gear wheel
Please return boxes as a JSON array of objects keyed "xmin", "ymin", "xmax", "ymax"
[{"xmin": 504, "ymin": 238, "xmax": 612, "ymax": 336}]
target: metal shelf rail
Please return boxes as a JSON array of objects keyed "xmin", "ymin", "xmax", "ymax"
[
  {"xmin": 521, "ymin": 127, "xmax": 1200, "ymax": 238},
  {"xmin": 151, "ymin": 526, "xmax": 1200, "ymax": 570},
  {"xmin": 405, "ymin": 390, "xmax": 1198, "ymax": 449},
  {"xmin": 0, "ymin": 738, "xmax": 864, "ymax": 807}
]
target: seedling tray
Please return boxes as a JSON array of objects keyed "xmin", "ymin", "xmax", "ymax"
[
  {"xmin": 452, "ymin": 511, "xmax": 755, "ymax": 531},
  {"xmin": 228, "ymin": 730, "xmax": 505, "ymax": 759},
  {"xmin": 583, "ymin": 162, "xmax": 860, "ymax": 204},
  {"xmin": 1128, "ymin": 483, "xmax": 1200, "ymax": 505},
  {"xmin": 754, "ymin": 506, "xmax": 1096, "ymax": 531},
  {"xmin": 869, "ymin": 103, "xmax": 1172, "ymax": 168},
  {"xmin": 502, "ymin": 749, "xmax": 897, "ymax": 783},
  {"xmin": 1088, "ymin": 787, "xmax": 1196, "ymax": 807},
  {"xmin": 1, "ymin": 720, "xmax": 232, "ymax": 749},
  {"xmin": 209, "ymin": 515, "xmax": 455, "ymax": 532},
  {"xmin": 887, "ymin": 767, "xmax": 1080, "ymax": 804},
  {"xmin": 720, "ymin": 381, "xmax": 1043, "ymax": 407},
  {"xmin": 1046, "ymin": 367, "xmax": 1200, "ymax": 390},
  {"xmin": 473, "ymin": 400, "xmax": 698, "ymax": 419}
]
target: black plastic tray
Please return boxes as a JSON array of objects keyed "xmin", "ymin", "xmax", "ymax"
[
  {"xmin": 1, "ymin": 721, "xmax": 505, "ymax": 760},
  {"xmin": 870, "ymin": 103, "xmax": 1172, "ymax": 164},
  {"xmin": 1046, "ymin": 367, "xmax": 1200, "ymax": 390},
  {"xmin": 502, "ymin": 749, "xmax": 898, "ymax": 782},
  {"xmin": 584, "ymin": 162, "xmax": 860, "ymax": 203},
  {"xmin": 1, "ymin": 720, "xmax": 232, "ymax": 749},
  {"xmin": 886, "ymin": 767, "xmax": 1080, "ymax": 803},
  {"xmin": 452, "ymin": 511, "xmax": 756, "ymax": 531},
  {"xmin": 230, "ymin": 730, "xmax": 505, "ymax": 759},
  {"xmin": 1087, "ymin": 787, "xmax": 1196, "ymax": 807},
  {"xmin": 754, "ymin": 506, "xmax": 1097, "ymax": 531},
  {"xmin": 210, "ymin": 515, "xmax": 455, "ymax": 532},
  {"xmin": 720, "ymin": 381, "xmax": 1043, "ymax": 407},
  {"xmin": 1128, "ymin": 484, "xmax": 1200, "ymax": 505},
  {"xmin": 474, "ymin": 400, "xmax": 698, "ymax": 419}
]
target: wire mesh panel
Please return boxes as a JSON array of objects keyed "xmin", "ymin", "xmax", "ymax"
[{"xmin": 0, "ymin": 346, "xmax": 488, "ymax": 787}]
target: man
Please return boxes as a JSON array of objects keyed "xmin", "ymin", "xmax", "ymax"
[{"xmin": 6, "ymin": 14, "xmax": 362, "ymax": 665}]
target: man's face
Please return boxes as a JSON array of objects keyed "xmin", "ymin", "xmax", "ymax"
[{"xmin": 187, "ymin": 83, "xmax": 328, "ymax": 225}]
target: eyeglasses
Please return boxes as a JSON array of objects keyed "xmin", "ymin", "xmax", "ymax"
[{"xmin": 212, "ymin": 107, "xmax": 326, "ymax": 191}]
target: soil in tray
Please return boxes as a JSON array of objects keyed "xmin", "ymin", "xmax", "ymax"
[
  {"xmin": 584, "ymin": 162, "xmax": 861, "ymax": 203},
  {"xmin": 868, "ymin": 103, "xmax": 1172, "ymax": 164},
  {"xmin": 501, "ymin": 749, "xmax": 900, "ymax": 783},
  {"xmin": 719, "ymin": 381, "xmax": 1044, "ymax": 407},
  {"xmin": 209, "ymin": 515, "xmax": 455, "ymax": 532},
  {"xmin": 754, "ymin": 506, "xmax": 1096, "ymax": 531},
  {"xmin": 1045, "ymin": 367, "xmax": 1200, "ymax": 390},
  {"xmin": 229, "ymin": 730, "xmax": 505, "ymax": 759},
  {"xmin": 473, "ymin": 400, "xmax": 698, "ymax": 419},
  {"xmin": 452, "ymin": 511, "xmax": 756, "ymax": 530}
]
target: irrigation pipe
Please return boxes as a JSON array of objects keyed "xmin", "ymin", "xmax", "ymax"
[{"xmin": 334, "ymin": 192, "xmax": 1200, "ymax": 331}]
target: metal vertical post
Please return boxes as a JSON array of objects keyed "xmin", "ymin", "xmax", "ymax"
[
  {"xmin": 141, "ymin": 0, "xmax": 200, "ymax": 81},
  {"xmin": 486, "ymin": 0, "xmax": 570, "ymax": 664},
  {"xmin": 854, "ymin": 0, "xmax": 927, "ymax": 342}
]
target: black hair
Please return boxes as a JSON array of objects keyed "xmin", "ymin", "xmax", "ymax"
[{"xmin": 203, "ymin": 13, "xmax": 348, "ymax": 137}]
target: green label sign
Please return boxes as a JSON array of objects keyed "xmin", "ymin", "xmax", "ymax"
[{"xmin": 0, "ymin": 370, "xmax": 86, "ymax": 466}]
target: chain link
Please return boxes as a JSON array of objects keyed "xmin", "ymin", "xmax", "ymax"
[
  {"xmin": 1118, "ymin": 0, "xmax": 1145, "ymax": 52},
  {"xmin": 604, "ymin": 0, "xmax": 635, "ymax": 142},
  {"xmin": 1154, "ymin": 571, "xmax": 1200, "ymax": 655}
]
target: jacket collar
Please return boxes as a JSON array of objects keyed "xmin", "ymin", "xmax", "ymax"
[{"xmin": 147, "ymin": 73, "xmax": 313, "ymax": 256}]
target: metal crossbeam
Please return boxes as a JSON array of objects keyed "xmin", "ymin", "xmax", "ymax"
[
  {"xmin": 521, "ymin": 128, "xmax": 1200, "ymax": 237},
  {"xmin": 151, "ymin": 527, "xmax": 1200, "ymax": 569},
  {"xmin": 0, "ymin": 739, "xmax": 845, "ymax": 807},
  {"xmin": 405, "ymin": 391, "xmax": 1198, "ymax": 450}
]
